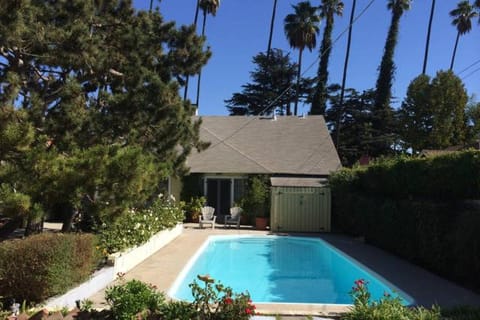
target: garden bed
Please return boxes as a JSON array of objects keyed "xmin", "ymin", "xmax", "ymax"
[{"xmin": 44, "ymin": 224, "xmax": 183, "ymax": 309}]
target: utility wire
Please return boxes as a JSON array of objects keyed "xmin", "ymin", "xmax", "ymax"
[
  {"xmin": 462, "ymin": 66, "xmax": 480, "ymax": 80},
  {"xmin": 203, "ymin": 0, "xmax": 377, "ymax": 152},
  {"xmin": 457, "ymin": 58, "xmax": 480, "ymax": 75}
]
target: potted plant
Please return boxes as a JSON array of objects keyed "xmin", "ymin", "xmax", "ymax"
[
  {"xmin": 242, "ymin": 176, "xmax": 270, "ymax": 230},
  {"xmin": 185, "ymin": 196, "xmax": 206, "ymax": 223}
]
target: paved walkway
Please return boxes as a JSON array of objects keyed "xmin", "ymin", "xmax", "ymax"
[{"xmin": 88, "ymin": 223, "xmax": 480, "ymax": 317}]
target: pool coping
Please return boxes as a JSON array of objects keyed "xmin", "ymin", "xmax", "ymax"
[
  {"xmin": 88, "ymin": 223, "xmax": 480, "ymax": 315},
  {"xmin": 167, "ymin": 234, "xmax": 413, "ymax": 312}
]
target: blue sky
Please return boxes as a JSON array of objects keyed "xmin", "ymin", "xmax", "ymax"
[{"xmin": 133, "ymin": 0, "xmax": 480, "ymax": 116}]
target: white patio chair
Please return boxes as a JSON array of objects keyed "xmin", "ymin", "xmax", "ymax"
[
  {"xmin": 224, "ymin": 207, "xmax": 242, "ymax": 229},
  {"xmin": 199, "ymin": 206, "xmax": 216, "ymax": 229}
]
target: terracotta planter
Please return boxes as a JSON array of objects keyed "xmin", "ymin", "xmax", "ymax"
[{"xmin": 255, "ymin": 217, "xmax": 268, "ymax": 230}]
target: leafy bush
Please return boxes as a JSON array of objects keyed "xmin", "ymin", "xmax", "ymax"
[
  {"xmin": 105, "ymin": 276, "xmax": 165, "ymax": 320},
  {"xmin": 98, "ymin": 194, "xmax": 184, "ymax": 254},
  {"xmin": 330, "ymin": 152, "xmax": 480, "ymax": 292},
  {"xmin": 329, "ymin": 151, "xmax": 480, "ymax": 200},
  {"xmin": 442, "ymin": 306, "xmax": 480, "ymax": 320},
  {"xmin": 159, "ymin": 300, "xmax": 197, "ymax": 320},
  {"xmin": 342, "ymin": 279, "xmax": 441, "ymax": 320},
  {"xmin": 190, "ymin": 275, "xmax": 256, "ymax": 319},
  {"xmin": 0, "ymin": 233, "xmax": 98, "ymax": 304}
]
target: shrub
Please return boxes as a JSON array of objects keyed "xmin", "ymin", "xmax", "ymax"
[
  {"xmin": 105, "ymin": 276, "xmax": 165, "ymax": 320},
  {"xmin": 330, "ymin": 151, "xmax": 480, "ymax": 292},
  {"xmin": 0, "ymin": 233, "xmax": 98, "ymax": 304},
  {"xmin": 159, "ymin": 300, "xmax": 197, "ymax": 320},
  {"xmin": 342, "ymin": 279, "xmax": 441, "ymax": 320},
  {"xmin": 98, "ymin": 194, "xmax": 184, "ymax": 254},
  {"xmin": 190, "ymin": 275, "xmax": 256, "ymax": 319},
  {"xmin": 329, "ymin": 151, "xmax": 480, "ymax": 200}
]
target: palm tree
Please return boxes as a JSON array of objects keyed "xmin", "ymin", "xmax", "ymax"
[
  {"xmin": 422, "ymin": 0, "xmax": 436, "ymax": 74},
  {"xmin": 374, "ymin": 0, "xmax": 411, "ymax": 119},
  {"xmin": 311, "ymin": 0, "xmax": 344, "ymax": 116},
  {"xmin": 335, "ymin": 0, "xmax": 356, "ymax": 147},
  {"xmin": 373, "ymin": 0, "xmax": 411, "ymax": 156},
  {"xmin": 266, "ymin": 0, "xmax": 278, "ymax": 60},
  {"xmin": 194, "ymin": 0, "xmax": 220, "ymax": 109},
  {"xmin": 284, "ymin": 1, "xmax": 321, "ymax": 116},
  {"xmin": 183, "ymin": 0, "xmax": 202, "ymax": 101},
  {"xmin": 449, "ymin": 1, "xmax": 477, "ymax": 71}
]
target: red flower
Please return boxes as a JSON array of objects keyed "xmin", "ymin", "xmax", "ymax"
[
  {"xmin": 245, "ymin": 308, "xmax": 252, "ymax": 314},
  {"xmin": 223, "ymin": 297, "xmax": 233, "ymax": 305},
  {"xmin": 354, "ymin": 279, "xmax": 365, "ymax": 287}
]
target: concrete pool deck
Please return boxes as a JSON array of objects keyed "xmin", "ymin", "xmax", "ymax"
[{"xmin": 88, "ymin": 223, "xmax": 480, "ymax": 317}]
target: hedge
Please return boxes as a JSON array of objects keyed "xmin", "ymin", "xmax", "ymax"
[
  {"xmin": 0, "ymin": 233, "xmax": 99, "ymax": 304},
  {"xmin": 329, "ymin": 151, "xmax": 480, "ymax": 292},
  {"xmin": 329, "ymin": 151, "xmax": 480, "ymax": 200}
]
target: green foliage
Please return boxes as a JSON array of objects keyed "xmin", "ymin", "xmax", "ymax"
[
  {"xmin": 0, "ymin": 233, "xmax": 98, "ymax": 304},
  {"xmin": 325, "ymin": 88, "xmax": 376, "ymax": 165},
  {"xmin": 372, "ymin": 0, "xmax": 411, "ymax": 156},
  {"xmin": 330, "ymin": 152, "xmax": 480, "ymax": 291},
  {"xmin": 429, "ymin": 71, "xmax": 468, "ymax": 149},
  {"xmin": 226, "ymin": 49, "xmax": 311, "ymax": 116},
  {"xmin": 442, "ymin": 306, "xmax": 480, "ymax": 320},
  {"xmin": 105, "ymin": 277, "xmax": 165, "ymax": 320},
  {"xmin": 239, "ymin": 175, "xmax": 270, "ymax": 218},
  {"xmin": 311, "ymin": 0, "xmax": 344, "ymax": 115},
  {"xmin": 466, "ymin": 100, "xmax": 480, "ymax": 144},
  {"xmin": 184, "ymin": 196, "xmax": 207, "ymax": 221},
  {"xmin": 0, "ymin": 1, "xmax": 209, "ymax": 233},
  {"xmin": 398, "ymin": 74, "xmax": 434, "ymax": 153},
  {"xmin": 343, "ymin": 279, "xmax": 441, "ymax": 320},
  {"xmin": 159, "ymin": 300, "xmax": 197, "ymax": 320},
  {"xmin": 190, "ymin": 275, "xmax": 256, "ymax": 319},
  {"xmin": 329, "ymin": 151, "xmax": 480, "ymax": 200},
  {"xmin": 98, "ymin": 194, "xmax": 184, "ymax": 254}
]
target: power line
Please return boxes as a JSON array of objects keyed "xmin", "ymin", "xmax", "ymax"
[
  {"xmin": 203, "ymin": 0, "xmax": 377, "ymax": 152},
  {"xmin": 462, "ymin": 66, "xmax": 480, "ymax": 80},
  {"xmin": 457, "ymin": 58, "xmax": 480, "ymax": 75}
]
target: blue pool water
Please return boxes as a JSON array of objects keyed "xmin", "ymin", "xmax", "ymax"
[{"xmin": 169, "ymin": 235, "xmax": 413, "ymax": 305}]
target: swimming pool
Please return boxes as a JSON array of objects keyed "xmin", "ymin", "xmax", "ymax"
[{"xmin": 169, "ymin": 235, "xmax": 413, "ymax": 305}]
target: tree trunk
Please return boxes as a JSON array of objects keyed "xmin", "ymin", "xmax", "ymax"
[
  {"xmin": 294, "ymin": 48, "xmax": 303, "ymax": 116},
  {"xmin": 336, "ymin": 0, "xmax": 357, "ymax": 148},
  {"xmin": 183, "ymin": 0, "xmax": 201, "ymax": 101},
  {"xmin": 266, "ymin": 0, "xmax": 278, "ymax": 60},
  {"xmin": 450, "ymin": 31, "xmax": 460, "ymax": 71},
  {"xmin": 61, "ymin": 203, "xmax": 76, "ymax": 232},
  {"xmin": 422, "ymin": 0, "xmax": 436, "ymax": 74},
  {"xmin": 195, "ymin": 10, "xmax": 208, "ymax": 110}
]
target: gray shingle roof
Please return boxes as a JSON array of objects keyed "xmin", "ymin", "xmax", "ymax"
[{"xmin": 187, "ymin": 115, "xmax": 342, "ymax": 176}]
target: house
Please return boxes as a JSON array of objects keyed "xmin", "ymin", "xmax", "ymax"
[{"xmin": 173, "ymin": 115, "xmax": 342, "ymax": 231}]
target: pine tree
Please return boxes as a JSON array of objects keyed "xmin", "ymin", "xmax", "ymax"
[
  {"xmin": 225, "ymin": 49, "xmax": 312, "ymax": 115},
  {"xmin": 0, "ymin": 1, "xmax": 210, "ymax": 233}
]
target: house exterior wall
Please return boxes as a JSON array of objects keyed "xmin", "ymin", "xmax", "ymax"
[
  {"xmin": 270, "ymin": 186, "xmax": 331, "ymax": 233},
  {"xmin": 170, "ymin": 176, "xmax": 182, "ymax": 202}
]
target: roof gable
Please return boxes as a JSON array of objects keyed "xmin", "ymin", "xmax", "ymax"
[{"xmin": 187, "ymin": 115, "xmax": 342, "ymax": 175}]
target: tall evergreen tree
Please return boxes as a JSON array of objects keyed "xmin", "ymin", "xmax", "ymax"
[
  {"xmin": 311, "ymin": 0, "xmax": 344, "ymax": 115},
  {"xmin": 397, "ymin": 74, "xmax": 434, "ymax": 153},
  {"xmin": 225, "ymin": 49, "xmax": 312, "ymax": 115},
  {"xmin": 429, "ymin": 70, "xmax": 468, "ymax": 148},
  {"xmin": 449, "ymin": 1, "xmax": 478, "ymax": 71},
  {"xmin": 398, "ymin": 71, "xmax": 468, "ymax": 152},
  {"xmin": 325, "ymin": 87, "xmax": 376, "ymax": 165},
  {"xmin": 0, "ymin": 1, "xmax": 210, "ymax": 233},
  {"xmin": 284, "ymin": 1, "xmax": 321, "ymax": 116},
  {"xmin": 372, "ymin": 0, "xmax": 411, "ymax": 156},
  {"xmin": 422, "ymin": 0, "xmax": 436, "ymax": 74}
]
